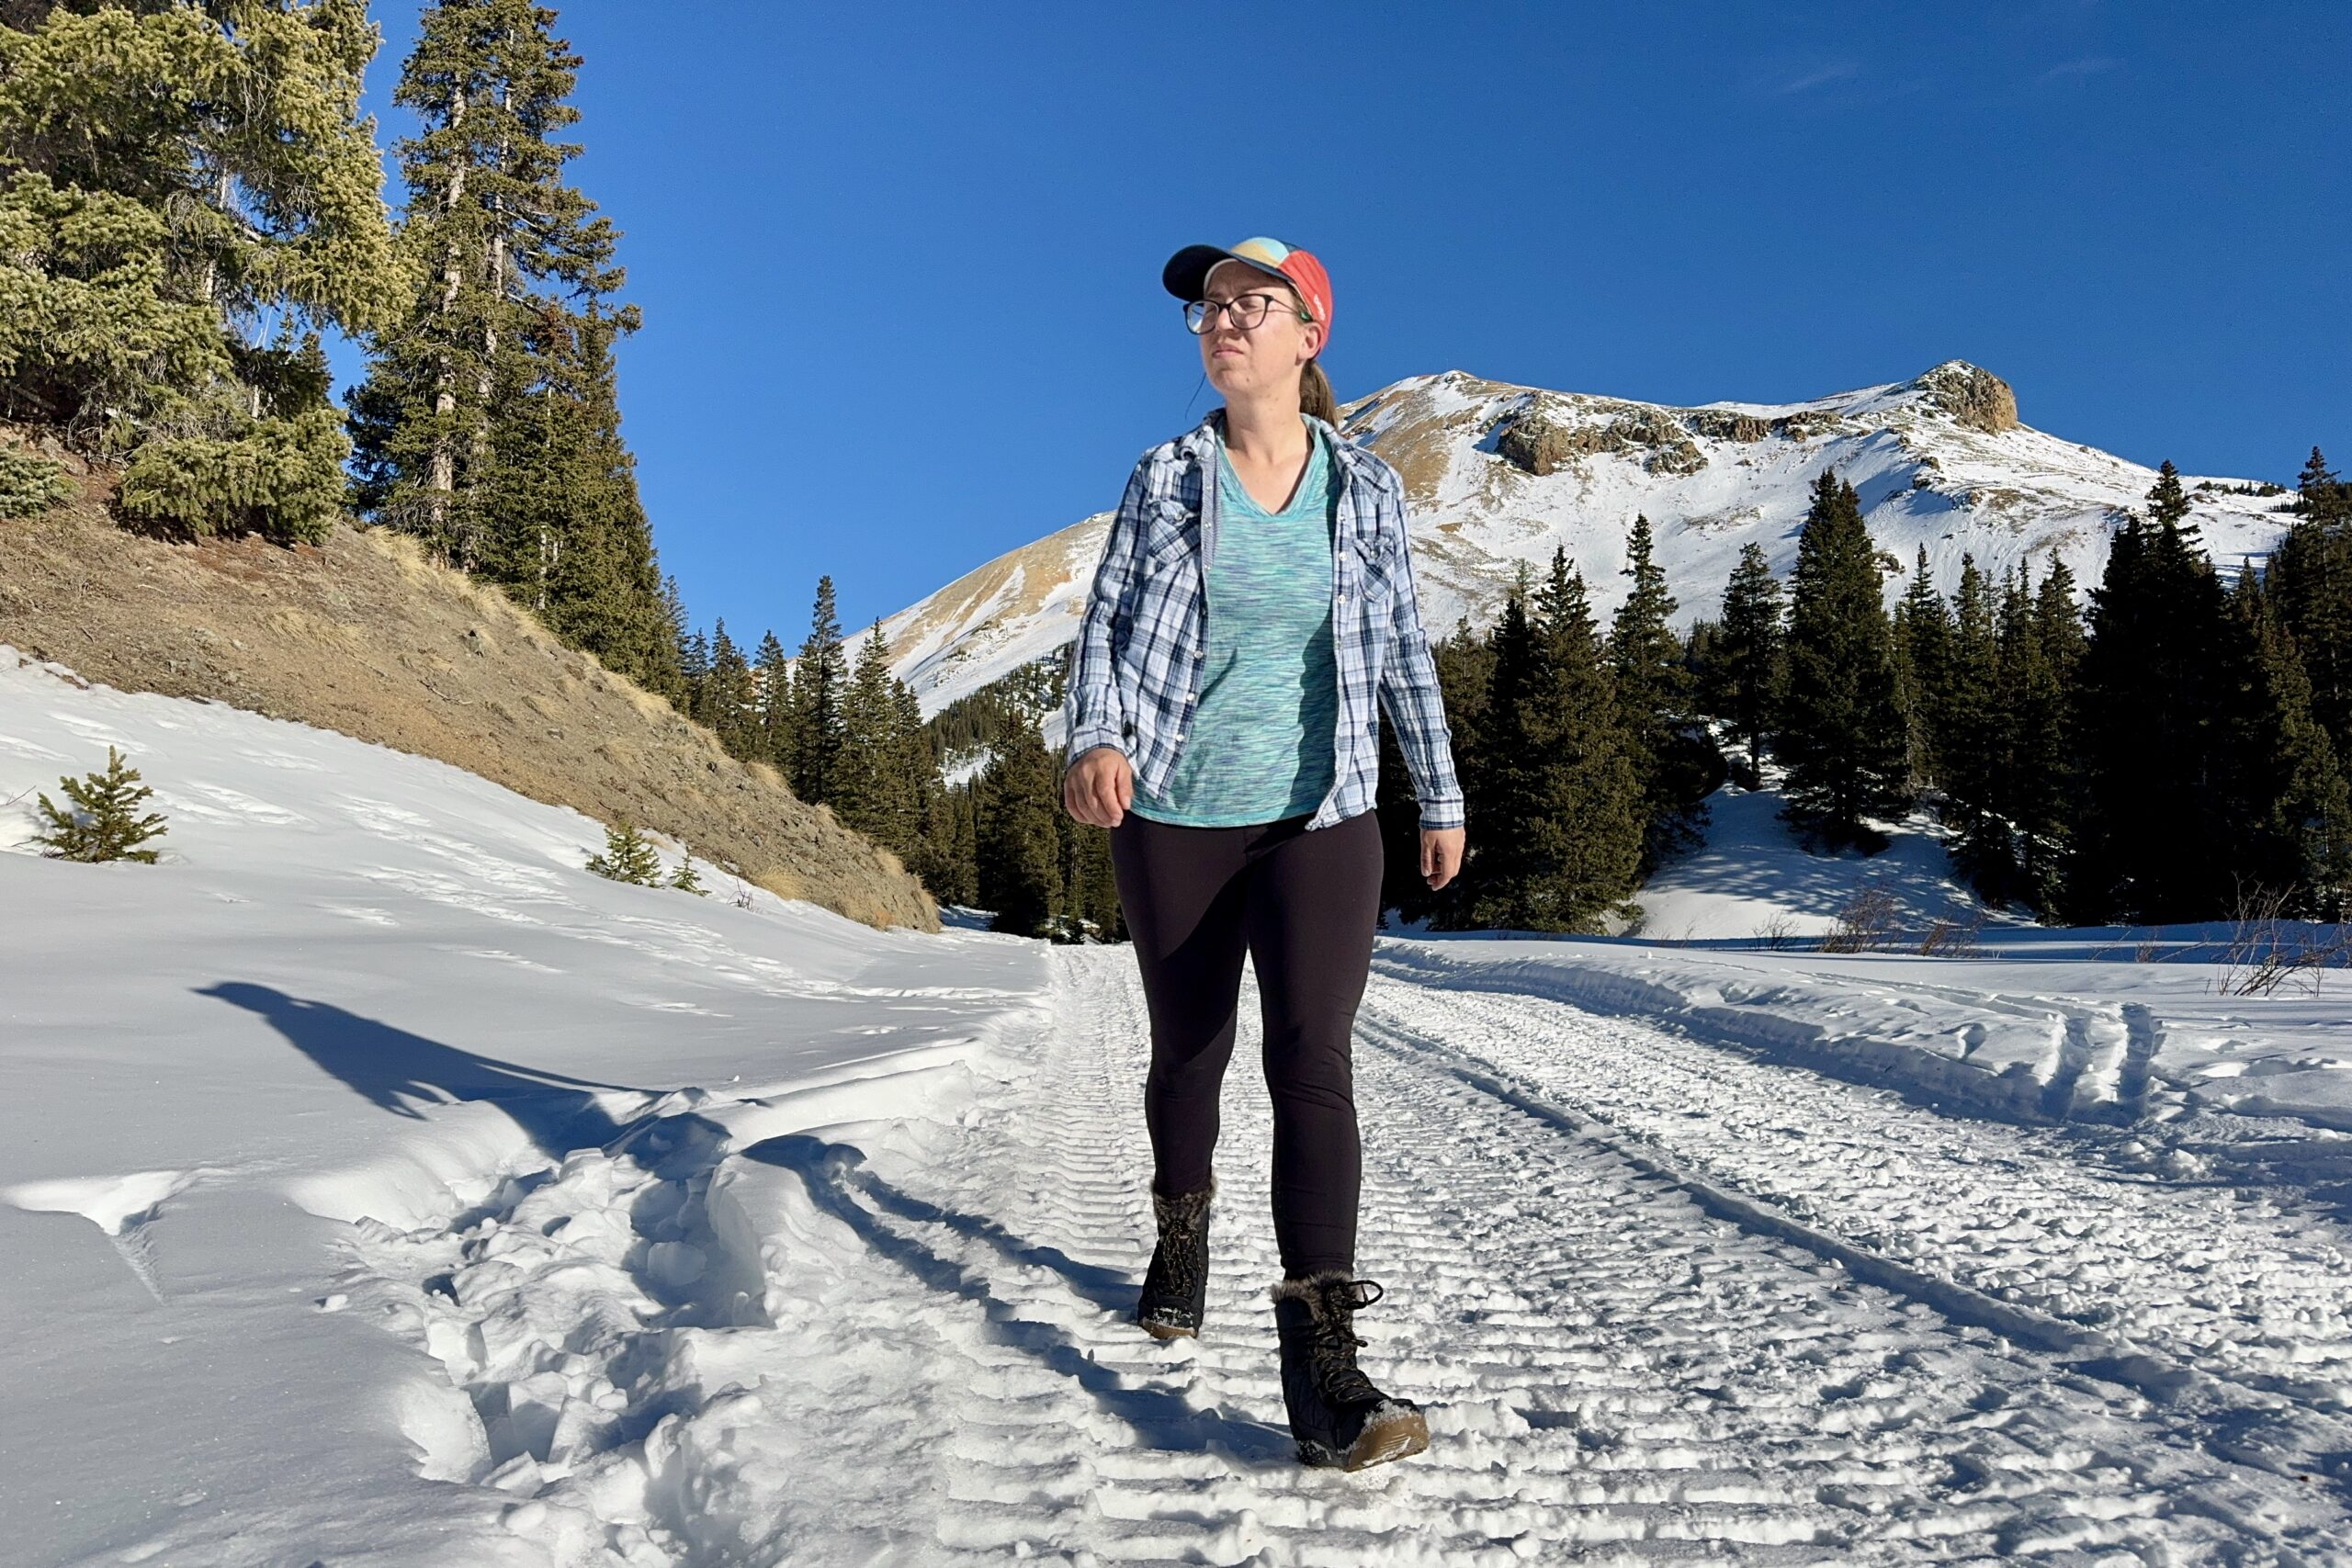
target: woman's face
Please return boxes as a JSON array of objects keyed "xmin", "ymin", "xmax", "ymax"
[{"xmin": 1197, "ymin": 259, "xmax": 1322, "ymax": 401}]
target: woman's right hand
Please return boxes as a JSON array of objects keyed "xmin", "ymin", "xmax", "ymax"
[{"xmin": 1063, "ymin": 745, "xmax": 1134, "ymax": 829}]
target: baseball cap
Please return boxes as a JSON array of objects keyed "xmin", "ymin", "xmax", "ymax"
[{"xmin": 1162, "ymin": 236, "xmax": 1333, "ymax": 353}]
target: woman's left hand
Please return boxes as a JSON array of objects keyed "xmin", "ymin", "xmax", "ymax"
[{"xmin": 1419, "ymin": 826, "xmax": 1464, "ymax": 891}]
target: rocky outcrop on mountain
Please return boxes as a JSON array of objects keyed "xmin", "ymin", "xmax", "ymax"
[
  {"xmin": 1913, "ymin": 360, "xmax": 2019, "ymax": 434},
  {"xmin": 1497, "ymin": 399, "xmax": 1708, "ymax": 478}
]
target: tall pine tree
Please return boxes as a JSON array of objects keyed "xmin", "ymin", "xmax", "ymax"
[
  {"xmin": 1891, "ymin": 544, "xmax": 1951, "ymax": 790},
  {"xmin": 788, "ymin": 576, "xmax": 850, "ymax": 807},
  {"xmin": 2270, "ymin": 446, "xmax": 2352, "ymax": 760},
  {"xmin": 1777, "ymin": 469, "xmax": 1910, "ymax": 851},
  {"xmin": 973, "ymin": 716, "xmax": 1058, "ymax": 938},
  {"xmin": 349, "ymin": 0, "xmax": 622, "ymax": 568},
  {"xmin": 2007, "ymin": 559, "xmax": 2081, "ymax": 913},
  {"xmin": 1699, "ymin": 542, "xmax": 1785, "ymax": 789},
  {"xmin": 1938, "ymin": 554, "xmax": 2014, "ymax": 896},
  {"xmin": 2067, "ymin": 477, "xmax": 2240, "ymax": 922},
  {"xmin": 1608, "ymin": 513, "xmax": 1714, "ymax": 870}
]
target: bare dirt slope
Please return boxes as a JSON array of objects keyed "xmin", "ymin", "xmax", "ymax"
[{"xmin": 0, "ymin": 471, "xmax": 937, "ymax": 933}]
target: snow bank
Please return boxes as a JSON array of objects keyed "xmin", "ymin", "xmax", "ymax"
[
  {"xmin": 1375, "ymin": 933, "xmax": 2352, "ymax": 1135},
  {"xmin": 0, "ymin": 647, "xmax": 1037, "ymax": 1567}
]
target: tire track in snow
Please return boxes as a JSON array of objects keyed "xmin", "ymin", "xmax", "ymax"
[
  {"xmin": 1354, "ymin": 967, "xmax": 2352, "ymax": 1440},
  {"xmin": 342, "ymin": 946, "xmax": 2352, "ymax": 1563}
]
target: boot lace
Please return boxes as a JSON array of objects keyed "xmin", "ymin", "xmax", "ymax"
[{"xmin": 1306, "ymin": 1277, "xmax": 1385, "ymax": 1406}]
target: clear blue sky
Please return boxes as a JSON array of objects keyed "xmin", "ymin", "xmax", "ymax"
[{"xmin": 328, "ymin": 1, "xmax": 2350, "ymax": 651}]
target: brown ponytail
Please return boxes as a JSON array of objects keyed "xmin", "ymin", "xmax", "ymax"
[{"xmin": 1300, "ymin": 358, "xmax": 1339, "ymax": 425}]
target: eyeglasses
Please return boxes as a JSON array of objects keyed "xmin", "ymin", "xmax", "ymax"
[{"xmin": 1183, "ymin": 291, "xmax": 1310, "ymax": 334}]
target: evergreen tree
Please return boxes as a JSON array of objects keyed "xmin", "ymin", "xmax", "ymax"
[
  {"xmin": 1608, "ymin": 513, "xmax": 1713, "ymax": 870},
  {"xmin": 678, "ymin": 625, "xmax": 710, "ymax": 716},
  {"xmin": 345, "ymin": 0, "xmax": 624, "ymax": 570},
  {"xmin": 1699, "ymin": 542, "xmax": 1785, "ymax": 789},
  {"xmin": 888, "ymin": 666, "xmax": 939, "ymax": 863},
  {"xmin": 1388, "ymin": 617, "xmax": 1492, "ymax": 926},
  {"xmin": 2145, "ymin": 458, "xmax": 2199, "ymax": 548},
  {"xmin": 1938, "ymin": 554, "xmax": 2015, "ymax": 896},
  {"xmin": 835, "ymin": 620, "xmax": 919, "ymax": 850},
  {"xmin": 661, "ymin": 574, "xmax": 695, "ymax": 712},
  {"xmin": 669, "ymin": 850, "xmax": 706, "ymax": 895},
  {"xmin": 31, "ymin": 747, "xmax": 168, "ymax": 863},
  {"xmin": 788, "ymin": 575, "xmax": 850, "ymax": 806},
  {"xmin": 972, "ymin": 715, "xmax": 1058, "ymax": 937},
  {"xmin": 1454, "ymin": 555, "xmax": 1642, "ymax": 932},
  {"xmin": 500, "ymin": 306, "xmax": 678, "ymax": 695},
  {"xmin": 1891, "ymin": 544, "xmax": 1951, "ymax": 788},
  {"xmin": 700, "ymin": 619, "xmax": 758, "ymax": 758},
  {"xmin": 2007, "ymin": 560, "xmax": 2081, "ymax": 913},
  {"xmin": 1777, "ymin": 469, "xmax": 1910, "ymax": 850},
  {"xmin": 2220, "ymin": 576, "xmax": 2352, "ymax": 921},
  {"xmin": 2297, "ymin": 447, "xmax": 2348, "ymax": 526},
  {"xmin": 921, "ymin": 783, "xmax": 978, "ymax": 910},
  {"xmin": 584, "ymin": 819, "xmax": 660, "ymax": 884},
  {"xmin": 0, "ymin": 0, "xmax": 402, "ymax": 543},
  {"xmin": 2271, "ymin": 446, "xmax": 2352, "ymax": 759},
  {"xmin": 754, "ymin": 629, "xmax": 793, "ymax": 767},
  {"xmin": 1057, "ymin": 810, "xmax": 1122, "ymax": 941},
  {"xmin": 2067, "ymin": 494, "xmax": 2241, "ymax": 922}
]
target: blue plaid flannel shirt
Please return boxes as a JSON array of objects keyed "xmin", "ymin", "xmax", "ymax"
[{"xmin": 1061, "ymin": 409, "xmax": 1465, "ymax": 831}]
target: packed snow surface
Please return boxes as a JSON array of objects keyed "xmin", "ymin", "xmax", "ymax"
[{"xmin": 6, "ymin": 646, "xmax": 2352, "ymax": 1565}]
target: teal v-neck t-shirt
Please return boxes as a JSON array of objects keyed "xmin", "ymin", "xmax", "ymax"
[{"xmin": 1129, "ymin": 416, "xmax": 1341, "ymax": 826}]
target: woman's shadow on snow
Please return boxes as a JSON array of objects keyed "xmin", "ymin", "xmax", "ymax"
[
  {"xmin": 196, "ymin": 981, "xmax": 636, "ymax": 1162},
  {"xmin": 742, "ymin": 1132, "xmax": 1299, "ymax": 1466}
]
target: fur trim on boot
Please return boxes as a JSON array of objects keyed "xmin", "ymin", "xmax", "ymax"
[
  {"xmin": 1134, "ymin": 1177, "xmax": 1215, "ymax": 1339},
  {"xmin": 1269, "ymin": 1270, "xmax": 1429, "ymax": 1471}
]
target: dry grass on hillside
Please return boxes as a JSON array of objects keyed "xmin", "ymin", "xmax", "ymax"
[{"xmin": 0, "ymin": 461, "xmax": 938, "ymax": 933}]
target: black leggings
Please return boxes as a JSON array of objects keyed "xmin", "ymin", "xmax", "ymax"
[{"xmin": 1107, "ymin": 807, "xmax": 1385, "ymax": 1278}]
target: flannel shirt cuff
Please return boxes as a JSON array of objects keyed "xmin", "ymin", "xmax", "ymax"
[
  {"xmin": 1064, "ymin": 718, "xmax": 1128, "ymax": 772},
  {"xmin": 1417, "ymin": 799, "xmax": 1465, "ymax": 831}
]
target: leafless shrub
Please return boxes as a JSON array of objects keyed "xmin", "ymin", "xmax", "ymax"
[
  {"xmin": 1759, "ymin": 911, "xmax": 1798, "ymax": 951},
  {"xmin": 731, "ymin": 877, "xmax": 758, "ymax": 910},
  {"xmin": 1822, "ymin": 883, "xmax": 1902, "ymax": 953},
  {"xmin": 2211, "ymin": 879, "xmax": 2352, "ymax": 997},
  {"xmin": 1918, "ymin": 901, "xmax": 1984, "ymax": 958}
]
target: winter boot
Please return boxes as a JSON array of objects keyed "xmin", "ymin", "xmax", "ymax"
[
  {"xmin": 1134, "ymin": 1178, "xmax": 1215, "ymax": 1338},
  {"xmin": 1269, "ymin": 1271, "xmax": 1429, "ymax": 1471}
]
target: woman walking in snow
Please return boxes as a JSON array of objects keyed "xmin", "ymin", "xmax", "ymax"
[{"xmin": 1059, "ymin": 236, "xmax": 1466, "ymax": 1472}]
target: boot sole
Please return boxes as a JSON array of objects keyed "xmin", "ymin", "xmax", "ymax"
[
  {"xmin": 1296, "ymin": 1406, "xmax": 1431, "ymax": 1472},
  {"xmin": 1344, "ymin": 1405, "xmax": 1430, "ymax": 1472},
  {"xmin": 1138, "ymin": 1318, "xmax": 1198, "ymax": 1340}
]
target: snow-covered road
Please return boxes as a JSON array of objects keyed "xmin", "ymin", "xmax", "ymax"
[{"xmin": 339, "ymin": 946, "xmax": 2352, "ymax": 1564}]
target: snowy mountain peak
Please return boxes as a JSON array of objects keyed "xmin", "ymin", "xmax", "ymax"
[{"xmin": 874, "ymin": 364, "xmax": 2292, "ymax": 730}]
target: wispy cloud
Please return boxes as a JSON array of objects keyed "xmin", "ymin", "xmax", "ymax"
[
  {"xmin": 1776, "ymin": 59, "xmax": 1861, "ymax": 96},
  {"xmin": 2040, "ymin": 55, "xmax": 2120, "ymax": 83}
]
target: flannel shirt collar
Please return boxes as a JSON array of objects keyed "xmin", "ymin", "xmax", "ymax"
[{"xmin": 1170, "ymin": 407, "xmax": 1400, "ymax": 499}]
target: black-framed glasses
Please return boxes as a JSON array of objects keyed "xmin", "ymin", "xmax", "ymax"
[{"xmin": 1183, "ymin": 291, "xmax": 1308, "ymax": 334}]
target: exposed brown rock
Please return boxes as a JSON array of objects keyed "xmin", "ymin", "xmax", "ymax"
[
  {"xmin": 1687, "ymin": 409, "xmax": 1771, "ymax": 444},
  {"xmin": 1494, "ymin": 400, "xmax": 1707, "ymax": 479},
  {"xmin": 1914, "ymin": 362, "xmax": 2018, "ymax": 434},
  {"xmin": 1, "ymin": 476, "xmax": 937, "ymax": 932}
]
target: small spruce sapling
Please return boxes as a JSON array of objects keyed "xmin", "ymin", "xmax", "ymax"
[
  {"xmin": 585, "ymin": 821, "xmax": 662, "ymax": 885},
  {"xmin": 670, "ymin": 850, "xmax": 706, "ymax": 895},
  {"xmin": 32, "ymin": 748, "xmax": 170, "ymax": 863}
]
